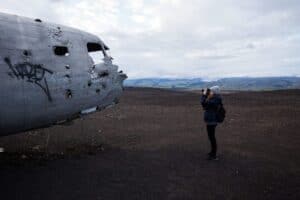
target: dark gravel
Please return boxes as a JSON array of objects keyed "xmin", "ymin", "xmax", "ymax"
[{"xmin": 0, "ymin": 88, "xmax": 299, "ymax": 200}]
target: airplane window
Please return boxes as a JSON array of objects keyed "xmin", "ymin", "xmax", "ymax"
[
  {"xmin": 87, "ymin": 43, "xmax": 106, "ymax": 64},
  {"xmin": 53, "ymin": 46, "xmax": 69, "ymax": 56}
]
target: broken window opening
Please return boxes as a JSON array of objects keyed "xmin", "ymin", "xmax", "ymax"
[
  {"xmin": 23, "ymin": 50, "xmax": 31, "ymax": 57},
  {"xmin": 35, "ymin": 19, "xmax": 42, "ymax": 23},
  {"xmin": 99, "ymin": 71, "xmax": 109, "ymax": 78},
  {"xmin": 54, "ymin": 46, "xmax": 69, "ymax": 56},
  {"xmin": 87, "ymin": 42, "xmax": 108, "ymax": 65}
]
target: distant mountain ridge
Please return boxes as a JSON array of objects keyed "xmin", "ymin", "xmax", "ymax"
[{"xmin": 124, "ymin": 77, "xmax": 300, "ymax": 90}]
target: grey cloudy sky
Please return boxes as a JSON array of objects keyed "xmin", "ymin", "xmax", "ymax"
[{"xmin": 1, "ymin": 0, "xmax": 300, "ymax": 79}]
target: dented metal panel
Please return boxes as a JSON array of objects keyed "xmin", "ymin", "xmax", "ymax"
[{"xmin": 0, "ymin": 12, "xmax": 127, "ymax": 135}]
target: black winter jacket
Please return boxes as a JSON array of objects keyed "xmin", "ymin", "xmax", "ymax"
[{"xmin": 201, "ymin": 94, "xmax": 223, "ymax": 125}]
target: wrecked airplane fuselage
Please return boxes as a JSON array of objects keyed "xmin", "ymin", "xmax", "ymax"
[{"xmin": 0, "ymin": 12, "xmax": 127, "ymax": 136}]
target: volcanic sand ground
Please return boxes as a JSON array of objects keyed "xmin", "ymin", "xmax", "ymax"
[{"xmin": 0, "ymin": 88, "xmax": 300, "ymax": 200}]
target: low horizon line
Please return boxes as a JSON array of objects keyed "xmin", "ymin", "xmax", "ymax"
[{"xmin": 126, "ymin": 75, "xmax": 300, "ymax": 81}]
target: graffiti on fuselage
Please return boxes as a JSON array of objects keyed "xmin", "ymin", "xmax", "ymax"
[{"xmin": 4, "ymin": 57, "xmax": 54, "ymax": 102}]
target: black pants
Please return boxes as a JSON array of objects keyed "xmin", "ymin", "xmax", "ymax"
[{"xmin": 207, "ymin": 125, "xmax": 217, "ymax": 156}]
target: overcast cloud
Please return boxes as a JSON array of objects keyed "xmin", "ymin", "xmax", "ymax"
[{"xmin": 1, "ymin": 0, "xmax": 300, "ymax": 79}]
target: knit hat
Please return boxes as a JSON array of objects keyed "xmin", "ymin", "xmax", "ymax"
[{"xmin": 210, "ymin": 85, "xmax": 220, "ymax": 94}]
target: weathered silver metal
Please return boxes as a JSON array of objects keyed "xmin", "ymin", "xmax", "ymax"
[{"xmin": 0, "ymin": 12, "xmax": 127, "ymax": 136}]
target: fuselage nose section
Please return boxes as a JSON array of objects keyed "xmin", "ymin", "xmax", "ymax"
[{"xmin": 119, "ymin": 70, "xmax": 128, "ymax": 81}]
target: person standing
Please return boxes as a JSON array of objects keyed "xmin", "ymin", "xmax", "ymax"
[{"xmin": 201, "ymin": 86, "xmax": 223, "ymax": 160}]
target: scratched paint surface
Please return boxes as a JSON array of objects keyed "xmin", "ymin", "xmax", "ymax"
[
  {"xmin": 4, "ymin": 57, "xmax": 53, "ymax": 101},
  {"xmin": 0, "ymin": 12, "xmax": 127, "ymax": 135}
]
